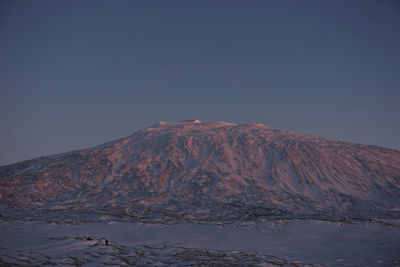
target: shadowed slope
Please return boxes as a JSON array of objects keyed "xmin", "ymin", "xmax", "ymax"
[{"xmin": 1, "ymin": 120, "xmax": 399, "ymax": 222}]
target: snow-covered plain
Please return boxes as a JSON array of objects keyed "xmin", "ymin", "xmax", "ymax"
[{"xmin": 1, "ymin": 219, "xmax": 399, "ymax": 266}]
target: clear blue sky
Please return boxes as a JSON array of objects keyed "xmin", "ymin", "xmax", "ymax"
[{"xmin": 1, "ymin": 0, "xmax": 399, "ymax": 165}]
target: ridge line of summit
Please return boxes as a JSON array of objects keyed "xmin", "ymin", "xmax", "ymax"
[{"xmin": 149, "ymin": 120, "xmax": 271, "ymax": 129}]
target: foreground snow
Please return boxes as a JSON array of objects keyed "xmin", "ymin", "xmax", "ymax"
[{"xmin": 1, "ymin": 219, "xmax": 399, "ymax": 266}]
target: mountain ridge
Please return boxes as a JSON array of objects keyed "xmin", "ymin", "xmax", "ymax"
[{"xmin": 1, "ymin": 120, "xmax": 399, "ymax": 223}]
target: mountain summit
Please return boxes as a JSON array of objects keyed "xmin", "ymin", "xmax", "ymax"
[{"xmin": 1, "ymin": 121, "xmax": 399, "ymax": 223}]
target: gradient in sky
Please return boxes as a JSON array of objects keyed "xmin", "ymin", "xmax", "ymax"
[{"xmin": 0, "ymin": 0, "xmax": 399, "ymax": 165}]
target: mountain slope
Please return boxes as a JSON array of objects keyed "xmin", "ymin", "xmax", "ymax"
[{"xmin": 1, "ymin": 120, "xmax": 400, "ymax": 223}]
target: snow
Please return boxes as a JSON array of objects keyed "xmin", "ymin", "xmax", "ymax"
[
  {"xmin": 1, "ymin": 219, "xmax": 399, "ymax": 266},
  {"xmin": 1, "ymin": 120, "xmax": 400, "ymax": 265},
  {"xmin": 180, "ymin": 119, "xmax": 202, "ymax": 123}
]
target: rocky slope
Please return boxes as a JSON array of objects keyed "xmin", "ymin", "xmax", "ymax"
[{"xmin": 1, "ymin": 120, "xmax": 399, "ymax": 223}]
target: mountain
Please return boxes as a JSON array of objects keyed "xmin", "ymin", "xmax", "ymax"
[{"xmin": 1, "ymin": 120, "xmax": 399, "ymax": 223}]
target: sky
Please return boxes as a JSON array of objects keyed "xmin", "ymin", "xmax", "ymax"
[{"xmin": 0, "ymin": 0, "xmax": 399, "ymax": 165}]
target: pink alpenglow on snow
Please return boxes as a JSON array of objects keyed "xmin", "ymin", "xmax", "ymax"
[
  {"xmin": 0, "ymin": 120, "xmax": 399, "ymax": 223},
  {"xmin": 1, "ymin": 120, "xmax": 400, "ymax": 266}
]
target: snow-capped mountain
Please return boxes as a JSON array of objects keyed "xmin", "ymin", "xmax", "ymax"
[{"xmin": 1, "ymin": 120, "xmax": 399, "ymax": 222}]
